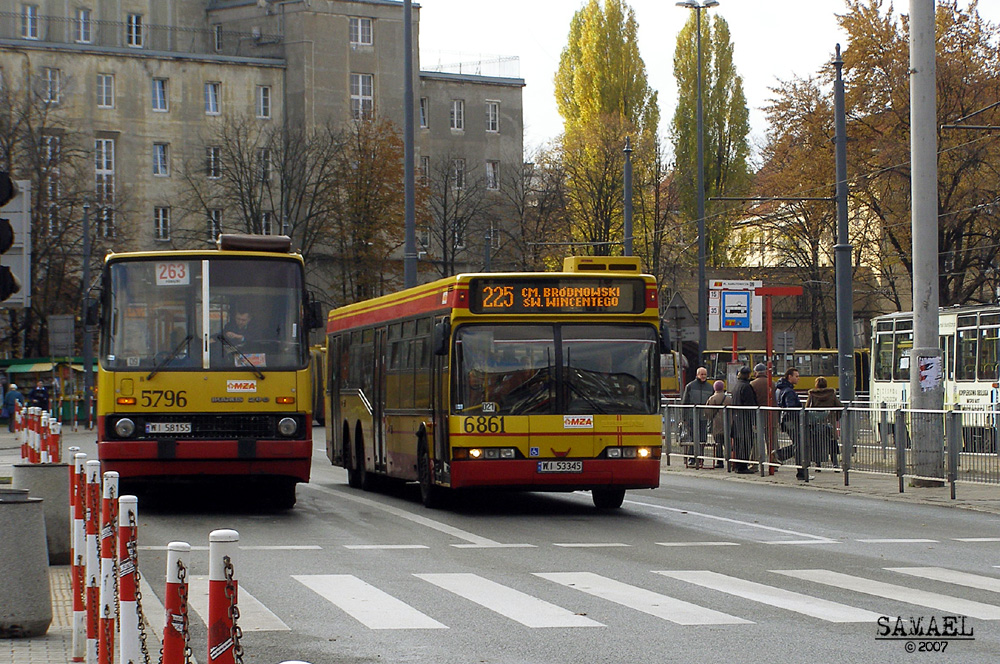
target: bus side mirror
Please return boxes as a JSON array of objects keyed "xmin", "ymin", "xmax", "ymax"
[
  {"xmin": 659, "ymin": 324, "xmax": 672, "ymax": 354},
  {"xmin": 83, "ymin": 296, "xmax": 100, "ymax": 332},
  {"xmin": 433, "ymin": 320, "xmax": 450, "ymax": 356},
  {"xmin": 306, "ymin": 293, "xmax": 323, "ymax": 330}
]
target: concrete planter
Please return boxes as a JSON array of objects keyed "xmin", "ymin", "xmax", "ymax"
[
  {"xmin": 0, "ymin": 488, "xmax": 51, "ymax": 637},
  {"xmin": 13, "ymin": 463, "xmax": 70, "ymax": 565}
]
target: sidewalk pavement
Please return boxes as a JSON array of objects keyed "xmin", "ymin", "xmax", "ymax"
[
  {"xmin": 3, "ymin": 435, "xmax": 1000, "ymax": 662},
  {"xmin": 662, "ymin": 453, "xmax": 1000, "ymax": 515}
]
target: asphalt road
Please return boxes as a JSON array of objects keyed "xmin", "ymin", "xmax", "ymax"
[{"xmin": 59, "ymin": 428, "xmax": 1000, "ymax": 664}]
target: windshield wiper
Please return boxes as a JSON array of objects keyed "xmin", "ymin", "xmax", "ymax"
[
  {"xmin": 146, "ymin": 335, "xmax": 194, "ymax": 380},
  {"xmin": 216, "ymin": 333, "xmax": 265, "ymax": 380}
]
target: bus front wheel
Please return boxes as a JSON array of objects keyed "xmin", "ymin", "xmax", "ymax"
[
  {"xmin": 592, "ymin": 488, "xmax": 625, "ymax": 509},
  {"xmin": 418, "ymin": 438, "xmax": 446, "ymax": 509}
]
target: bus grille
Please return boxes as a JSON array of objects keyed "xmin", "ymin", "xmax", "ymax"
[{"xmin": 109, "ymin": 413, "xmax": 301, "ymax": 440}]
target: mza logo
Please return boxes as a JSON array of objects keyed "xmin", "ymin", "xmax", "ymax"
[
  {"xmin": 563, "ymin": 415, "xmax": 594, "ymax": 429},
  {"xmin": 226, "ymin": 380, "xmax": 257, "ymax": 393}
]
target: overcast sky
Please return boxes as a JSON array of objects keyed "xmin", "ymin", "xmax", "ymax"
[{"xmin": 417, "ymin": 0, "xmax": 1000, "ymax": 154}]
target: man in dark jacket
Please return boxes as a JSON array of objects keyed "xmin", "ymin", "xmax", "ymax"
[
  {"xmin": 775, "ymin": 368, "xmax": 808, "ymax": 479},
  {"xmin": 680, "ymin": 367, "xmax": 713, "ymax": 467},
  {"xmin": 729, "ymin": 366, "xmax": 757, "ymax": 473}
]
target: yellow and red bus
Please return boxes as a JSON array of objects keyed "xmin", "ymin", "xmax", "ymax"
[
  {"xmin": 90, "ymin": 235, "xmax": 322, "ymax": 508},
  {"xmin": 325, "ymin": 256, "xmax": 666, "ymax": 509}
]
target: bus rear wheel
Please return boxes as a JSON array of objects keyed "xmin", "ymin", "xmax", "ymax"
[
  {"xmin": 346, "ymin": 423, "xmax": 362, "ymax": 489},
  {"xmin": 355, "ymin": 433, "xmax": 375, "ymax": 491},
  {"xmin": 418, "ymin": 439, "xmax": 446, "ymax": 509},
  {"xmin": 592, "ymin": 488, "xmax": 626, "ymax": 509}
]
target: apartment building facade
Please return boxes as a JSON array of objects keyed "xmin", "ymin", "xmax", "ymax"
[{"xmin": 0, "ymin": 0, "xmax": 524, "ymax": 291}]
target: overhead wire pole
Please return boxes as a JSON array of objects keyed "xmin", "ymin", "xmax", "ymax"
[
  {"xmin": 676, "ymin": 0, "xmax": 718, "ymax": 358},
  {"xmin": 833, "ymin": 44, "xmax": 855, "ymax": 405},
  {"xmin": 908, "ymin": 0, "xmax": 944, "ymax": 485},
  {"xmin": 402, "ymin": 0, "xmax": 417, "ymax": 288},
  {"xmin": 623, "ymin": 137, "xmax": 633, "ymax": 256}
]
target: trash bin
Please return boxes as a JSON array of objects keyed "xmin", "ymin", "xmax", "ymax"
[{"xmin": 0, "ymin": 488, "xmax": 52, "ymax": 638}]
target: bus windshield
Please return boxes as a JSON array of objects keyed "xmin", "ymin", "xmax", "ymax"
[
  {"xmin": 454, "ymin": 324, "xmax": 658, "ymax": 415},
  {"xmin": 102, "ymin": 257, "xmax": 306, "ymax": 372}
]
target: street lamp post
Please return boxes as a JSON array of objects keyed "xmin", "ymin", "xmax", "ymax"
[{"xmin": 677, "ymin": 0, "xmax": 718, "ymax": 357}]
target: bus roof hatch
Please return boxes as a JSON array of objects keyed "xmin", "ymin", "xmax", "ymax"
[{"xmin": 562, "ymin": 256, "xmax": 642, "ymax": 273}]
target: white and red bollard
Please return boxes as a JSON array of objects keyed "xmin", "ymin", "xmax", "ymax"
[
  {"xmin": 98, "ymin": 472, "xmax": 118, "ymax": 664},
  {"xmin": 39, "ymin": 412, "xmax": 50, "ymax": 463},
  {"xmin": 162, "ymin": 541, "xmax": 192, "ymax": 664},
  {"xmin": 84, "ymin": 460, "xmax": 101, "ymax": 664},
  {"xmin": 208, "ymin": 529, "xmax": 241, "ymax": 664},
  {"xmin": 118, "ymin": 495, "xmax": 140, "ymax": 664},
  {"xmin": 71, "ymin": 451, "xmax": 87, "ymax": 662}
]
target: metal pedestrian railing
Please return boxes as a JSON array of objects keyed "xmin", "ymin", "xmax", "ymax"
[{"xmin": 663, "ymin": 400, "xmax": 1000, "ymax": 499}]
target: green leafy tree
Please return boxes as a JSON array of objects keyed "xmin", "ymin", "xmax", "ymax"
[
  {"xmin": 554, "ymin": 0, "xmax": 659, "ymax": 257},
  {"xmin": 670, "ymin": 12, "xmax": 751, "ymax": 266}
]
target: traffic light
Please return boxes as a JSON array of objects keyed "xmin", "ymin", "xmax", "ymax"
[{"xmin": 0, "ymin": 172, "xmax": 22, "ymax": 302}]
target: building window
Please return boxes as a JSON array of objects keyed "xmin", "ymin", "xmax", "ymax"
[
  {"xmin": 453, "ymin": 219, "xmax": 466, "ymax": 250},
  {"xmin": 154, "ymin": 207, "xmax": 170, "ymax": 241},
  {"xmin": 256, "ymin": 86, "xmax": 271, "ymax": 119},
  {"xmin": 258, "ymin": 147, "xmax": 270, "ymax": 182},
  {"xmin": 349, "ymin": 17, "xmax": 372, "ymax": 45},
  {"xmin": 205, "ymin": 82, "xmax": 220, "ymax": 115},
  {"xmin": 451, "ymin": 158, "xmax": 465, "ymax": 190},
  {"xmin": 350, "ymin": 73, "xmax": 373, "ymax": 120},
  {"xmin": 126, "ymin": 13, "xmax": 143, "ymax": 47},
  {"xmin": 418, "ymin": 226, "xmax": 430, "ymax": 249},
  {"xmin": 95, "ymin": 138, "xmax": 115, "ymax": 238},
  {"xmin": 21, "ymin": 5, "xmax": 39, "ymax": 40},
  {"xmin": 152, "ymin": 78, "xmax": 168, "ymax": 112},
  {"xmin": 420, "ymin": 155, "xmax": 430, "ymax": 184},
  {"xmin": 261, "ymin": 211, "xmax": 273, "ymax": 235},
  {"xmin": 208, "ymin": 209, "xmax": 223, "ymax": 240},
  {"xmin": 75, "ymin": 8, "xmax": 92, "ymax": 43},
  {"xmin": 206, "ymin": 146, "xmax": 221, "ymax": 178},
  {"xmin": 97, "ymin": 74, "xmax": 114, "ymax": 109},
  {"xmin": 43, "ymin": 68, "xmax": 60, "ymax": 104},
  {"xmin": 450, "ymin": 100, "xmax": 464, "ymax": 130},
  {"xmin": 486, "ymin": 160, "xmax": 500, "ymax": 190},
  {"xmin": 214, "ymin": 25, "xmax": 223, "ymax": 52},
  {"xmin": 486, "ymin": 101, "xmax": 500, "ymax": 133},
  {"xmin": 419, "ymin": 97, "xmax": 428, "ymax": 128},
  {"xmin": 152, "ymin": 143, "xmax": 169, "ymax": 176}
]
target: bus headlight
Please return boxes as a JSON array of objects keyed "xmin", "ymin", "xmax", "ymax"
[
  {"xmin": 277, "ymin": 417, "xmax": 298, "ymax": 437},
  {"xmin": 114, "ymin": 418, "xmax": 136, "ymax": 438}
]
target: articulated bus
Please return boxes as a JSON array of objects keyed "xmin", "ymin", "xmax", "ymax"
[
  {"xmin": 324, "ymin": 256, "xmax": 667, "ymax": 509},
  {"xmin": 870, "ymin": 305, "xmax": 999, "ymax": 450},
  {"xmin": 90, "ymin": 235, "xmax": 322, "ymax": 508},
  {"xmin": 701, "ymin": 348, "xmax": 870, "ymax": 395}
]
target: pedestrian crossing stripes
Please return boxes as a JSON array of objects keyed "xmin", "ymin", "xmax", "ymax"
[
  {"xmin": 654, "ymin": 570, "xmax": 883, "ymax": 623},
  {"xmin": 774, "ymin": 569, "xmax": 1000, "ymax": 620},
  {"xmin": 137, "ymin": 566, "xmax": 1000, "ymax": 633},
  {"xmin": 534, "ymin": 572, "xmax": 751, "ymax": 625}
]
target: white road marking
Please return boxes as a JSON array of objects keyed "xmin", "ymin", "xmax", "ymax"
[
  {"xmin": 856, "ymin": 538, "xmax": 938, "ymax": 544},
  {"xmin": 655, "ymin": 570, "xmax": 883, "ymax": 623},
  {"xmin": 956, "ymin": 537, "xmax": 1000, "ymax": 542},
  {"xmin": 292, "ymin": 574, "xmax": 446, "ymax": 630},
  {"xmin": 344, "ymin": 544, "xmax": 430, "ymax": 550},
  {"xmin": 624, "ymin": 499, "xmax": 836, "ymax": 544},
  {"xmin": 774, "ymin": 569, "xmax": 1000, "ymax": 620},
  {"xmin": 656, "ymin": 541, "xmax": 740, "ymax": 547},
  {"xmin": 887, "ymin": 567, "xmax": 1000, "ymax": 594},
  {"xmin": 304, "ymin": 483, "xmax": 533, "ymax": 547},
  {"xmin": 415, "ymin": 573, "xmax": 604, "ymax": 628},
  {"xmin": 139, "ymin": 545, "xmax": 320, "ymax": 551},
  {"xmin": 185, "ymin": 575, "xmax": 290, "ymax": 631},
  {"xmin": 553, "ymin": 543, "xmax": 630, "ymax": 548},
  {"xmin": 535, "ymin": 572, "xmax": 752, "ymax": 625}
]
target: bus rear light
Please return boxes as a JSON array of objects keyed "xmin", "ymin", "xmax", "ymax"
[
  {"xmin": 117, "ymin": 397, "xmax": 137, "ymax": 405},
  {"xmin": 276, "ymin": 396, "xmax": 295, "ymax": 404}
]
